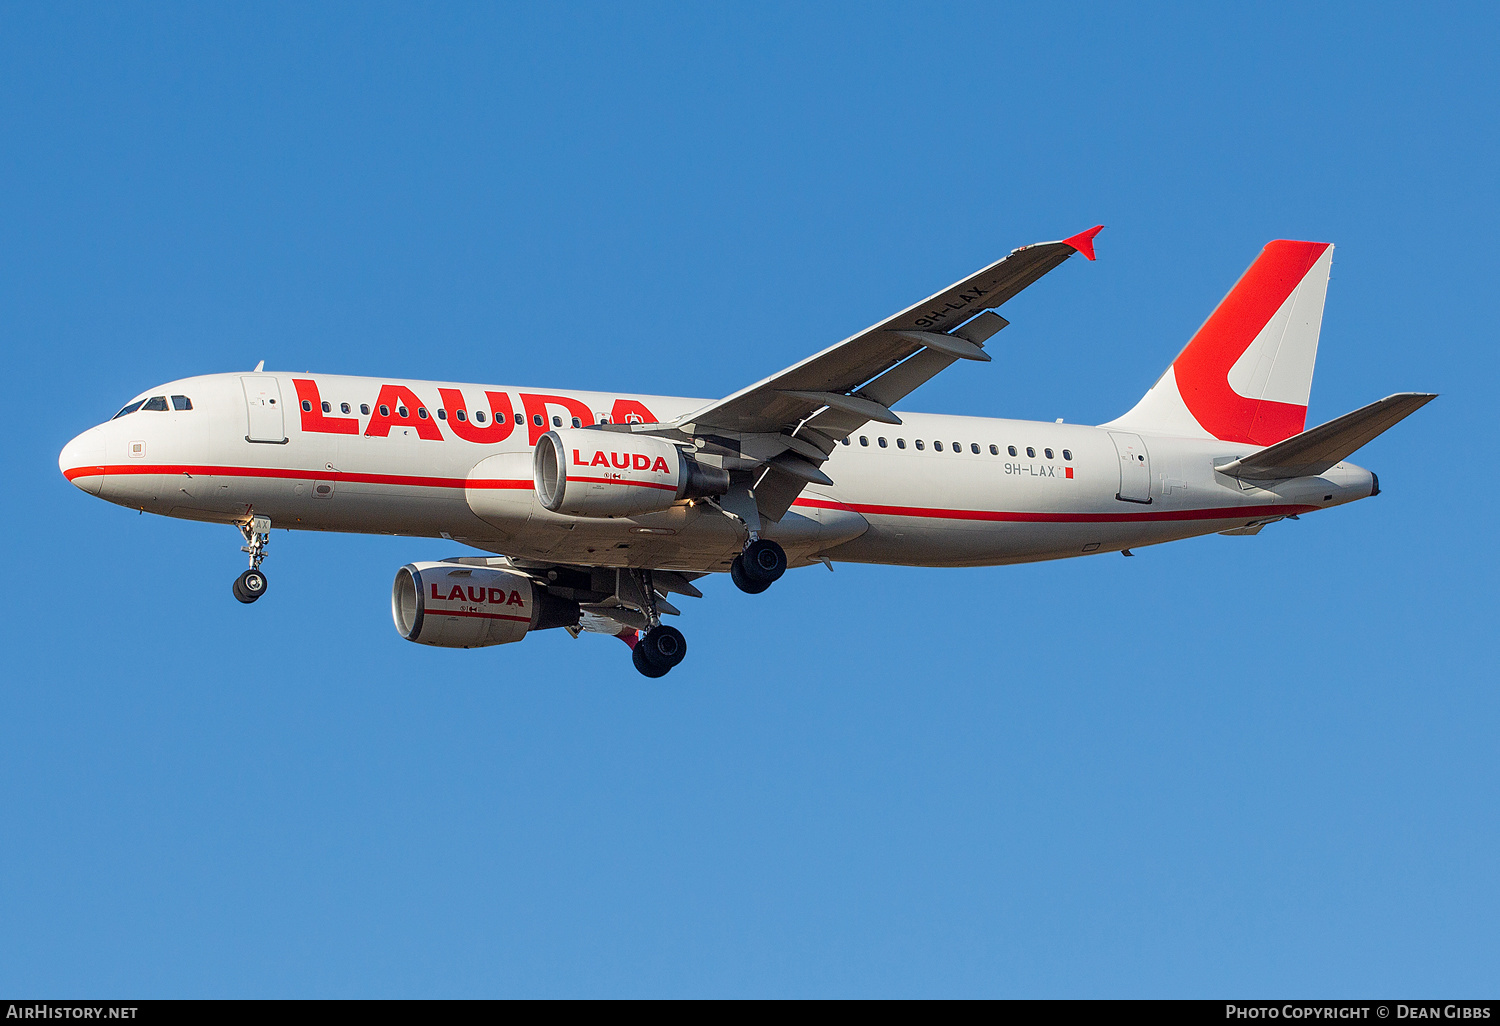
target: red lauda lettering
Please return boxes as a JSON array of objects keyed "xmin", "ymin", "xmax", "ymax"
[
  {"xmin": 292, "ymin": 379, "xmax": 359, "ymax": 435},
  {"xmin": 520, "ymin": 393, "xmax": 595, "ymax": 445},
  {"xmin": 576, "ymin": 450, "xmax": 671, "ymax": 474},
  {"xmin": 610, "ymin": 399, "xmax": 657, "ymax": 425},
  {"xmin": 438, "ymin": 388, "xmax": 515, "ymax": 443},
  {"xmin": 430, "ymin": 582, "xmax": 441, "ymax": 600},
  {"xmin": 488, "ymin": 588, "xmax": 505, "ymax": 604},
  {"xmin": 508, "ymin": 590, "xmax": 524, "ymax": 606},
  {"xmin": 447, "ymin": 584, "xmax": 465, "ymax": 601},
  {"xmin": 364, "ymin": 385, "xmax": 444, "ymax": 440}
]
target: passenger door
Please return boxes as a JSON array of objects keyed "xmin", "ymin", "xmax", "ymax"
[
  {"xmin": 1109, "ymin": 431, "xmax": 1151, "ymax": 503},
  {"xmin": 241, "ymin": 376, "xmax": 287, "ymax": 444}
]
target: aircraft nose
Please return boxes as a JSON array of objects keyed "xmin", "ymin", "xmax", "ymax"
[{"xmin": 60, "ymin": 427, "xmax": 107, "ymax": 495}]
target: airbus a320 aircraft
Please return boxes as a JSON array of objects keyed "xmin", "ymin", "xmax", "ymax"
[{"xmin": 60, "ymin": 229, "xmax": 1433, "ymax": 676}]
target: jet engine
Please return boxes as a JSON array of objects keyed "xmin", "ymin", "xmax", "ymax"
[
  {"xmin": 533, "ymin": 429, "xmax": 729, "ymax": 517},
  {"xmin": 391, "ymin": 561, "xmax": 579, "ymax": 648}
]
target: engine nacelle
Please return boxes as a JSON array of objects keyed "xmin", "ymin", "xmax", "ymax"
[
  {"xmin": 533, "ymin": 428, "xmax": 729, "ymax": 517},
  {"xmin": 391, "ymin": 562, "xmax": 579, "ymax": 649}
]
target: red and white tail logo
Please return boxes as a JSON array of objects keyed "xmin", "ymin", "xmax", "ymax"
[{"xmin": 1106, "ymin": 240, "xmax": 1334, "ymax": 446}]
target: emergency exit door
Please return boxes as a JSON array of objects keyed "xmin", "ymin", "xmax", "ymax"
[
  {"xmin": 241, "ymin": 375, "xmax": 287, "ymax": 443},
  {"xmin": 1109, "ymin": 431, "xmax": 1151, "ymax": 503}
]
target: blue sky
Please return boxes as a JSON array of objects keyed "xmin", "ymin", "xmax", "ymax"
[{"xmin": 2, "ymin": 2, "xmax": 1496, "ymax": 997}]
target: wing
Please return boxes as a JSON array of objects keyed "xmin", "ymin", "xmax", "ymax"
[
  {"xmin": 632, "ymin": 227, "xmax": 1102, "ymax": 521},
  {"xmin": 676, "ymin": 225, "xmax": 1103, "ymax": 441}
]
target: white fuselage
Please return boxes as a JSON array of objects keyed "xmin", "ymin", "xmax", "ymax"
[{"xmin": 59, "ymin": 371, "xmax": 1378, "ymax": 573}]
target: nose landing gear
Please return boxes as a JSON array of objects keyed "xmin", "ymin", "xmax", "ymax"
[
  {"xmin": 730, "ymin": 538, "xmax": 787, "ymax": 594},
  {"xmin": 233, "ymin": 515, "xmax": 271, "ymax": 604}
]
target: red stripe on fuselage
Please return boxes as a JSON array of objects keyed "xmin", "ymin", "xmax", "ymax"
[
  {"xmin": 68, "ymin": 462, "xmax": 1316, "ymax": 525},
  {"xmin": 790, "ymin": 497, "xmax": 1318, "ymax": 523}
]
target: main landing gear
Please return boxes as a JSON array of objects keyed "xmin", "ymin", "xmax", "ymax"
[
  {"xmin": 730, "ymin": 538, "xmax": 787, "ymax": 594},
  {"xmin": 233, "ymin": 515, "xmax": 271, "ymax": 604},
  {"xmin": 619, "ymin": 568, "xmax": 690, "ymax": 678},
  {"xmin": 632, "ymin": 624, "xmax": 687, "ymax": 678}
]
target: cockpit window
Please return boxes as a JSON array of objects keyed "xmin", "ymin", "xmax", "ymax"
[
  {"xmin": 171, "ymin": 395, "xmax": 193, "ymax": 411},
  {"xmin": 112, "ymin": 400, "xmax": 145, "ymax": 419},
  {"xmin": 141, "ymin": 396, "xmax": 169, "ymax": 411}
]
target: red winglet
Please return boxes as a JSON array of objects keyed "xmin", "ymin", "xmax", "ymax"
[{"xmin": 1062, "ymin": 224, "xmax": 1104, "ymax": 261}]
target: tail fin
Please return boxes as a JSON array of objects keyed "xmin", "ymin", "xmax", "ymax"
[{"xmin": 1106, "ymin": 240, "xmax": 1334, "ymax": 445}]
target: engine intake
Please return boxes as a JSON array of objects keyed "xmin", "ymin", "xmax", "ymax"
[
  {"xmin": 533, "ymin": 428, "xmax": 729, "ymax": 517},
  {"xmin": 391, "ymin": 562, "xmax": 579, "ymax": 648}
]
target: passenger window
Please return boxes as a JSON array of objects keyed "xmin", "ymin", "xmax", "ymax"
[
  {"xmin": 878, "ymin": 437, "xmax": 887, "ymax": 448},
  {"xmin": 112, "ymin": 400, "xmax": 145, "ymax": 419},
  {"xmin": 934, "ymin": 441, "xmax": 943, "ymax": 451},
  {"xmin": 896, "ymin": 438, "xmax": 906, "ymax": 449},
  {"xmin": 379, "ymin": 405, "xmax": 390, "ymax": 417},
  {"xmin": 840, "ymin": 437, "xmax": 849, "ymax": 445},
  {"xmin": 301, "ymin": 400, "xmax": 313, "ymax": 412},
  {"xmin": 340, "ymin": 403, "xmax": 350, "ymax": 414},
  {"xmin": 553, "ymin": 416, "xmax": 562, "ymax": 427},
  {"xmin": 397, "ymin": 405, "xmax": 409, "ymax": 417},
  {"xmin": 571, "ymin": 417, "xmax": 582, "ymax": 428},
  {"xmin": 1008, "ymin": 446, "xmax": 1017, "ymax": 457},
  {"xmin": 171, "ymin": 395, "xmax": 192, "ymax": 411},
  {"xmin": 475, "ymin": 410, "xmax": 487, "ymax": 424},
  {"xmin": 971, "ymin": 443, "xmax": 980, "ymax": 454},
  {"xmin": 533, "ymin": 414, "xmax": 544, "ymax": 427},
  {"xmin": 456, "ymin": 409, "xmax": 467, "ymax": 422},
  {"xmin": 915, "ymin": 439, "xmax": 924, "ymax": 450},
  {"xmin": 599, "ymin": 414, "xmax": 610, "ymax": 424},
  {"xmin": 1063, "ymin": 449, "xmax": 1072, "ymax": 461},
  {"xmin": 437, "ymin": 409, "xmax": 447, "ymax": 420},
  {"xmin": 417, "ymin": 408, "xmax": 429, "ymax": 419},
  {"xmin": 360, "ymin": 404, "xmax": 370, "ymax": 415},
  {"xmin": 859, "ymin": 436, "xmax": 869, "ymax": 446},
  {"xmin": 989, "ymin": 444, "xmax": 998, "ymax": 455},
  {"xmin": 321, "ymin": 401, "xmax": 331, "ymax": 413},
  {"xmin": 514, "ymin": 413, "xmax": 524, "ymax": 425},
  {"xmin": 1045, "ymin": 448, "xmax": 1053, "ymax": 459},
  {"xmin": 1026, "ymin": 447, "xmax": 1035, "ymax": 458},
  {"xmin": 952, "ymin": 442, "xmax": 961, "ymax": 452}
]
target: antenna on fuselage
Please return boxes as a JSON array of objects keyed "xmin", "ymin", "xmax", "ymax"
[{"xmin": 253, "ymin": 360, "xmax": 265, "ymax": 372}]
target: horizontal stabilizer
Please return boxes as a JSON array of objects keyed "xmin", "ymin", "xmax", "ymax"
[{"xmin": 1216, "ymin": 392, "xmax": 1436, "ymax": 480}]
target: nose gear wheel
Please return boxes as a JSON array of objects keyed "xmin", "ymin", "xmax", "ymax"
[{"xmin": 233, "ymin": 568, "xmax": 268, "ymax": 604}]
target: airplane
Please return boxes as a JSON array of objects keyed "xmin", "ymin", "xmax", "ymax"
[{"xmin": 58, "ymin": 228, "xmax": 1434, "ymax": 677}]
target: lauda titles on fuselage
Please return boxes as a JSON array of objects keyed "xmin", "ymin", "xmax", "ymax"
[{"xmin": 59, "ymin": 228, "xmax": 1434, "ymax": 677}]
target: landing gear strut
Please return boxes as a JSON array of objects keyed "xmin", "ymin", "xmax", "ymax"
[
  {"xmin": 730, "ymin": 538, "xmax": 786, "ymax": 594},
  {"xmin": 233, "ymin": 515, "xmax": 271, "ymax": 604}
]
